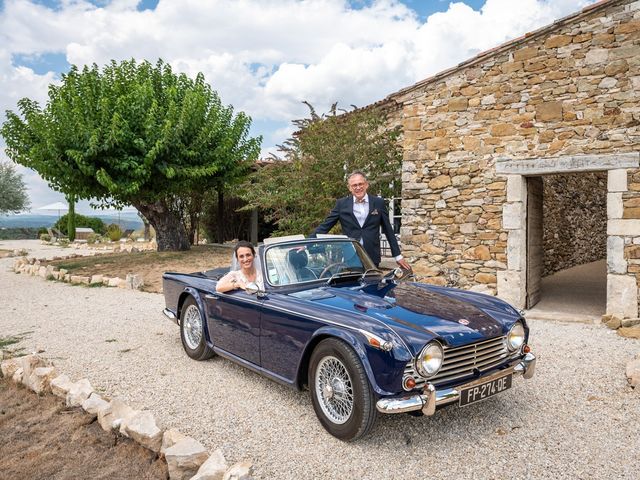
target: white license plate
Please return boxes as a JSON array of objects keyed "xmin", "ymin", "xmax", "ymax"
[{"xmin": 459, "ymin": 374, "xmax": 512, "ymax": 407}]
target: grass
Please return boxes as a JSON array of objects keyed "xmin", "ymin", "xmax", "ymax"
[
  {"xmin": 0, "ymin": 336, "xmax": 21, "ymax": 349},
  {"xmin": 0, "ymin": 331, "xmax": 33, "ymax": 358},
  {"xmin": 46, "ymin": 244, "xmax": 232, "ymax": 293}
]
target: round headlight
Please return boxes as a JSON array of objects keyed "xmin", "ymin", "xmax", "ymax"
[
  {"xmin": 507, "ymin": 322, "xmax": 525, "ymax": 351},
  {"xmin": 416, "ymin": 342, "xmax": 444, "ymax": 378}
]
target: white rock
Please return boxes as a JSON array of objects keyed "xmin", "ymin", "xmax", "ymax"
[
  {"xmin": 30, "ymin": 366, "xmax": 57, "ymax": 394},
  {"xmin": 164, "ymin": 437, "xmax": 209, "ymax": 480},
  {"xmin": 123, "ymin": 411, "xmax": 163, "ymax": 452},
  {"xmin": 222, "ymin": 461, "xmax": 253, "ymax": 480},
  {"xmin": 66, "ymin": 378, "xmax": 94, "ymax": 407},
  {"xmin": 192, "ymin": 449, "xmax": 228, "ymax": 480},
  {"xmin": 12, "ymin": 367, "xmax": 23, "ymax": 383},
  {"xmin": 97, "ymin": 399, "xmax": 139, "ymax": 434},
  {"xmin": 18, "ymin": 354, "xmax": 46, "ymax": 389},
  {"xmin": 1, "ymin": 358, "xmax": 20, "ymax": 378},
  {"xmin": 161, "ymin": 428, "xmax": 189, "ymax": 456},
  {"xmin": 50, "ymin": 374, "xmax": 73, "ymax": 398},
  {"xmin": 82, "ymin": 393, "xmax": 110, "ymax": 418},
  {"xmin": 626, "ymin": 355, "xmax": 640, "ymax": 388},
  {"xmin": 90, "ymin": 274, "xmax": 103, "ymax": 285},
  {"xmin": 126, "ymin": 273, "xmax": 144, "ymax": 290},
  {"xmin": 108, "ymin": 277, "xmax": 121, "ymax": 287}
]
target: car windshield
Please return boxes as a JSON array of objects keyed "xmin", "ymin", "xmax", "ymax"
[{"xmin": 264, "ymin": 240, "xmax": 376, "ymax": 287}]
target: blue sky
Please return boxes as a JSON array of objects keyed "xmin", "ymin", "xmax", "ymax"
[{"xmin": 0, "ymin": 0, "xmax": 593, "ymax": 213}]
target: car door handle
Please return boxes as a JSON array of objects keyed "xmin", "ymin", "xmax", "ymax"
[{"xmin": 205, "ymin": 294, "xmax": 220, "ymax": 300}]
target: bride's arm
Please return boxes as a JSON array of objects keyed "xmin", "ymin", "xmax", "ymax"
[{"xmin": 216, "ymin": 272, "xmax": 240, "ymax": 292}]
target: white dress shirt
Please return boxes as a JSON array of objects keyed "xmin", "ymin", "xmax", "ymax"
[
  {"xmin": 353, "ymin": 194, "xmax": 403, "ymax": 262},
  {"xmin": 352, "ymin": 194, "xmax": 369, "ymax": 227}
]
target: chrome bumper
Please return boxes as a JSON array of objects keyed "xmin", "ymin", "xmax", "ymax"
[
  {"xmin": 376, "ymin": 352, "xmax": 536, "ymax": 415},
  {"xmin": 163, "ymin": 308, "xmax": 178, "ymax": 325}
]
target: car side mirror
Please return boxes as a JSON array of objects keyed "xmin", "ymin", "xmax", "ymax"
[
  {"xmin": 245, "ymin": 282, "xmax": 266, "ymax": 297},
  {"xmin": 381, "ymin": 267, "xmax": 411, "ymax": 285}
]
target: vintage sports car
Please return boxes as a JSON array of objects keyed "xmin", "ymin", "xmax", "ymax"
[{"xmin": 162, "ymin": 236, "xmax": 536, "ymax": 441}]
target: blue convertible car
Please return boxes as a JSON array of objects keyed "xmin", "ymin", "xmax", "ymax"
[{"xmin": 162, "ymin": 236, "xmax": 536, "ymax": 441}]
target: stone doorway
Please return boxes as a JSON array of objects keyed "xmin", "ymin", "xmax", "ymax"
[
  {"xmin": 525, "ymin": 173, "xmax": 607, "ymax": 319},
  {"xmin": 496, "ymin": 153, "xmax": 640, "ymax": 320}
]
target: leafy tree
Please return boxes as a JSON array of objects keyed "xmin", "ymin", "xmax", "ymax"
[
  {"xmin": 54, "ymin": 213, "xmax": 106, "ymax": 235},
  {"xmin": 242, "ymin": 103, "xmax": 402, "ymax": 235},
  {"xmin": 1, "ymin": 59, "xmax": 261, "ymax": 251},
  {"xmin": 0, "ymin": 161, "xmax": 30, "ymax": 215}
]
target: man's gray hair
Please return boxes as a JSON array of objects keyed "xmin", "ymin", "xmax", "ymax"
[{"xmin": 347, "ymin": 171, "xmax": 368, "ymax": 183}]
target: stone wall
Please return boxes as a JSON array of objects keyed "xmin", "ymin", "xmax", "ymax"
[
  {"xmin": 542, "ymin": 172, "xmax": 607, "ymax": 276},
  {"xmin": 387, "ymin": 0, "xmax": 640, "ymax": 297}
]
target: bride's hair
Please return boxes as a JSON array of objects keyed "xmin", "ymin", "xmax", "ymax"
[{"xmin": 234, "ymin": 240, "xmax": 255, "ymax": 258}]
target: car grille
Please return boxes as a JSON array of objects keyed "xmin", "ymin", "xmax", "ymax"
[{"xmin": 405, "ymin": 335, "xmax": 514, "ymax": 389}]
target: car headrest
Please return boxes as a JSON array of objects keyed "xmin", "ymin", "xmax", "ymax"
[{"xmin": 288, "ymin": 249, "xmax": 308, "ymax": 269}]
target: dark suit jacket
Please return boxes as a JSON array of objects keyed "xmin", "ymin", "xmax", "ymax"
[{"xmin": 313, "ymin": 195, "xmax": 401, "ymax": 266}]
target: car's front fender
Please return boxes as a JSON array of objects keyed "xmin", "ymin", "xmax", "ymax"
[{"xmin": 297, "ymin": 326, "xmax": 409, "ymax": 397}]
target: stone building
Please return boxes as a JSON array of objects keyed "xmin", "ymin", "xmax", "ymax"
[{"xmin": 372, "ymin": 0, "xmax": 640, "ymax": 317}]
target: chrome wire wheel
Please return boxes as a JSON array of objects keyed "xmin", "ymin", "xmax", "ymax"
[
  {"xmin": 315, "ymin": 355, "xmax": 354, "ymax": 425},
  {"xmin": 182, "ymin": 304, "xmax": 203, "ymax": 350}
]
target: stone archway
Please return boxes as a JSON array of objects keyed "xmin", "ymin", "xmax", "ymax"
[{"xmin": 495, "ymin": 153, "xmax": 640, "ymax": 318}]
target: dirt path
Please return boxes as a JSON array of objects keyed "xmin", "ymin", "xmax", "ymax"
[{"xmin": 0, "ymin": 378, "xmax": 168, "ymax": 480}]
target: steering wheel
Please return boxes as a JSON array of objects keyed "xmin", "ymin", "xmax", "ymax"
[{"xmin": 319, "ymin": 262, "xmax": 348, "ymax": 279}]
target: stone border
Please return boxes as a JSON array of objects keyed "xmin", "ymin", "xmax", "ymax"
[
  {"xmin": 0, "ymin": 353, "xmax": 254, "ymax": 480},
  {"xmin": 11, "ymin": 255, "xmax": 145, "ymax": 291}
]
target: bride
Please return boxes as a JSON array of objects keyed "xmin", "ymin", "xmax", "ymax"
[{"xmin": 216, "ymin": 240, "xmax": 264, "ymax": 292}]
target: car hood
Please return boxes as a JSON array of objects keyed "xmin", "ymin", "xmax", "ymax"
[{"xmin": 289, "ymin": 282, "xmax": 522, "ymax": 354}]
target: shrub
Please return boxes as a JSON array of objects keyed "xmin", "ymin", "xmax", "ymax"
[
  {"xmin": 87, "ymin": 233, "xmax": 99, "ymax": 244},
  {"xmin": 54, "ymin": 214, "xmax": 106, "ymax": 235},
  {"xmin": 37, "ymin": 227, "xmax": 48, "ymax": 236},
  {"xmin": 40, "ymin": 233, "xmax": 51, "ymax": 242},
  {"xmin": 106, "ymin": 223, "xmax": 122, "ymax": 241},
  {"xmin": 58, "ymin": 238, "xmax": 69, "ymax": 247}
]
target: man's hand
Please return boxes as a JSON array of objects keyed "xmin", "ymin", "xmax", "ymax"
[{"xmin": 396, "ymin": 258, "xmax": 411, "ymax": 271}]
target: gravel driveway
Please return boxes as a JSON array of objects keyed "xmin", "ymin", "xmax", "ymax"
[{"xmin": 1, "ymin": 242, "xmax": 639, "ymax": 479}]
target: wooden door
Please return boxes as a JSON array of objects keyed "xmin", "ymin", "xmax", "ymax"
[{"xmin": 526, "ymin": 177, "xmax": 544, "ymax": 308}]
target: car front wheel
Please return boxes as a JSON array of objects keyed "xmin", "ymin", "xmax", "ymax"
[
  {"xmin": 180, "ymin": 296, "xmax": 215, "ymax": 361},
  {"xmin": 309, "ymin": 338, "xmax": 377, "ymax": 441}
]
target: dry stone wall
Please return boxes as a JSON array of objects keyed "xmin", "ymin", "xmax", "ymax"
[
  {"xmin": 542, "ymin": 172, "xmax": 607, "ymax": 275},
  {"xmin": 388, "ymin": 0, "xmax": 640, "ymax": 293}
]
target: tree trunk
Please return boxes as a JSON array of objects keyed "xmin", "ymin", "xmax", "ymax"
[
  {"xmin": 216, "ymin": 188, "xmax": 224, "ymax": 244},
  {"xmin": 134, "ymin": 199, "xmax": 190, "ymax": 251},
  {"xmin": 67, "ymin": 195, "xmax": 76, "ymax": 242}
]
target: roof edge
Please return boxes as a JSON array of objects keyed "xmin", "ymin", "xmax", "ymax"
[{"xmin": 385, "ymin": 0, "xmax": 624, "ymax": 102}]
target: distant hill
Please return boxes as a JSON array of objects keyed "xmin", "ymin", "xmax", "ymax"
[{"xmin": 0, "ymin": 214, "xmax": 143, "ymax": 230}]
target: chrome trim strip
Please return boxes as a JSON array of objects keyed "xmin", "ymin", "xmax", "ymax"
[{"xmin": 376, "ymin": 352, "xmax": 536, "ymax": 415}]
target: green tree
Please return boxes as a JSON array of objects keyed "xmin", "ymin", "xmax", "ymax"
[
  {"xmin": 1, "ymin": 59, "xmax": 261, "ymax": 250},
  {"xmin": 54, "ymin": 213, "xmax": 105, "ymax": 235},
  {"xmin": 242, "ymin": 103, "xmax": 402, "ymax": 235},
  {"xmin": 0, "ymin": 161, "xmax": 30, "ymax": 215}
]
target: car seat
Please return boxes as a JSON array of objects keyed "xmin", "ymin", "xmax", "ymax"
[{"xmin": 287, "ymin": 249, "xmax": 317, "ymax": 282}]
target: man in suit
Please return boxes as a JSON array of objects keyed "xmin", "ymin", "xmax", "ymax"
[{"xmin": 313, "ymin": 171, "xmax": 411, "ymax": 269}]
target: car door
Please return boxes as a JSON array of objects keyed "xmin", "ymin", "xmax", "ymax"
[
  {"xmin": 204, "ymin": 290, "xmax": 262, "ymax": 366},
  {"xmin": 259, "ymin": 293, "xmax": 322, "ymax": 383}
]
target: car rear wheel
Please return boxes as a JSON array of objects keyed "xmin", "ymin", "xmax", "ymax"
[
  {"xmin": 309, "ymin": 338, "xmax": 377, "ymax": 441},
  {"xmin": 180, "ymin": 296, "xmax": 215, "ymax": 361}
]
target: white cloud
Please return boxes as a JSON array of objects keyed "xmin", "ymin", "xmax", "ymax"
[{"xmin": 0, "ymin": 0, "xmax": 595, "ymax": 208}]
